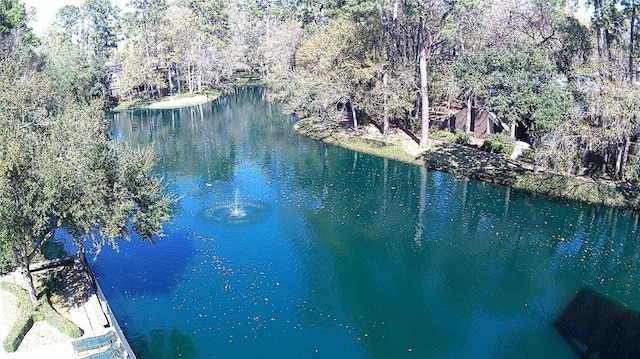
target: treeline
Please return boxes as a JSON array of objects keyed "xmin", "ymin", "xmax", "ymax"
[
  {"xmin": 40, "ymin": 0, "xmax": 283, "ymax": 102},
  {"xmin": 263, "ymin": 0, "xmax": 640, "ymax": 184},
  {"xmin": 8, "ymin": 0, "xmax": 640, "ymax": 182},
  {"xmin": 260, "ymin": 0, "xmax": 640, "ymax": 184}
]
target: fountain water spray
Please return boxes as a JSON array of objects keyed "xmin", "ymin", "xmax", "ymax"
[{"xmin": 229, "ymin": 188, "xmax": 246, "ymax": 217}]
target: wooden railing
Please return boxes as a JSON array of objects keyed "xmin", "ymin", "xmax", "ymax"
[{"xmin": 78, "ymin": 253, "xmax": 137, "ymax": 359}]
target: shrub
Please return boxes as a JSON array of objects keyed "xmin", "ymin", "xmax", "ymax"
[
  {"xmin": 452, "ymin": 129, "xmax": 472, "ymax": 145},
  {"xmin": 624, "ymin": 154, "xmax": 640, "ymax": 183},
  {"xmin": 1, "ymin": 282, "xmax": 28, "ymax": 302},
  {"xmin": 3, "ymin": 312, "xmax": 33, "ymax": 353},
  {"xmin": 38, "ymin": 298, "xmax": 83, "ymax": 338},
  {"xmin": 519, "ymin": 148, "xmax": 534, "ymax": 163},
  {"xmin": 0, "ymin": 247, "xmax": 14, "ymax": 275},
  {"xmin": 430, "ymin": 129, "xmax": 457, "ymax": 142},
  {"xmin": 492, "ymin": 133, "xmax": 515, "ymax": 145},
  {"xmin": 482, "ymin": 139, "xmax": 514, "ymax": 155},
  {"xmin": 1, "ymin": 282, "xmax": 83, "ymax": 354},
  {"xmin": 1, "ymin": 283, "xmax": 34, "ymax": 353},
  {"xmin": 431, "ymin": 129, "xmax": 473, "ymax": 145},
  {"xmin": 482, "ymin": 133, "xmax": 515, "ymax": 155}
]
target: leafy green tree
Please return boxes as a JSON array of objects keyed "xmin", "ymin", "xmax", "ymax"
[
  {"xmin": 415, "ymin": 0, "xmax": 457, "ymax": 147},
  {"xmin": 0, "ymin": 0, "xmax": 37, "ymax": 43},
  {"xmin": 40, "ymin": 31, "xmax": 107, "ymax": 101},
  {"xmin": 452, "ymin": 45, "xmax": 572, "ymax": 142},
  {"xmin": 129, "ymin": 0, "xmax": 166, "ymax": 61},
  {"xmin": 259, "ymin": 20, "xmax": 303, "ymax": 77},
  {"xmin": 0, "ymin": 0, "xmax": 27, "ymax": 32},
  {"xmin": 46, "ymin": 1, "xmax": 121, "ymax": 103},
  {"xmin": 553, "ymin": 16, "xmax": 593, "ymax": 75},
  {"xmin": 80, "ymin": 0, "xmax": 121, "ymax": 56},
  {"xmin": 0, "ymin": 34, "xmax": 174, "ymax": 302},
  {"xmin": 55, "ymin": 5, "xmax": 81, "ymax": 41},
  {"xmin": 578, "ymin": 60, "xmax": 640, "ymax": 179},
  {"xmin": 117, "ymin": 0, "xmax": 167, "ymax": 97},
  {"xmin": 183, "ymin": 0, "xmax": 228, "ymax": 39},
  {"xmin": 273, "ymin": 18, "xmax": 361, "ymax": 119}
]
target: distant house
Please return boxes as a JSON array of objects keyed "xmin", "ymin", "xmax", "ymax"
[{"xmin": 447, "ymin": 108, "xmax": 512, "ymax": 139}]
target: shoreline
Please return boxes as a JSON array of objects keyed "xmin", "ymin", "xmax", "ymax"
[
  {"xmin": 294, "ymin": 117, "xmax": 640, "ymax": 211},
  {"xmin": 112, "ymin": 91, "xmax": 221, "ymax": 112}
]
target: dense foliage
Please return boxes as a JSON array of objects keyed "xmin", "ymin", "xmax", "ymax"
[{"xmin": 0, "ymin": 9, "xmax": 174, "ymax": 303}]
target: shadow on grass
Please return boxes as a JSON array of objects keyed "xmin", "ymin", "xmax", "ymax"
[
  {"xmin": 420, "ymin": 142, "xmax": 525, "ymax": 186},
  {"xmin": 48, "ymin": 261, "xmax": 93, "ymax": 312},
  {"xmin": 419, "ymin": 142, "xmax": 640, "ymax": 209}
]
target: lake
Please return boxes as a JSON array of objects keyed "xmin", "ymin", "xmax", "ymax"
[{"xmin": 91, "ymin": 87, "xmax": 640, "ymax": 358}]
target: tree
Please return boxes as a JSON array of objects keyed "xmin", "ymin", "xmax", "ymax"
[
  {"xmin": 0, "ymin": 34, "xmax": 174, "ymax": 302},
  {"xmin": 418, "ymin": 16, "xmax": 431, "ymax": 147},
  {"xmin": 623, "ymin": 0, "xmax": 640, "ymax": 81},
  {"xmin": 589, "ymin": 0, "xmax": 626, "ymax": 60},
  {"xmin": 0, "ymin": 0, "xmax": 37, "ymax": 43},
  {"xmin": 273, "ymin": 18, "xmax": 362, "ymax": 119},
  {"xmin": 452, "ymin": 45, "xmax": 572, "ymax": 142},
  {"xmin": 577, "ymin": 60, "xmax": 640, "ymax": 179},
  {"xmin": 416, "ymin": 0, "xmax": 457, "ymax": 147},
  {"xmin": 158, "ymin": 5, "xmax": 194, "ymax": 94},
  {"xmin": 55, "ymin": 4, "xmax": 81, "ymax": 41},
  {"xmin": 80, "ymin": 0, "xmax": 121, "ymax": 56},
  {"xmin": 40, "ymin": 30, "xmax": 107, "ymax": 101},
  {"xmin": 118, "ymin": 0, "xmax": 167, "ymax": 98}
]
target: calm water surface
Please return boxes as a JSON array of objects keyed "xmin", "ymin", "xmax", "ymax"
[{"xmin": 90, "ymin": 88, "xmax": 640, "ymax": 358}]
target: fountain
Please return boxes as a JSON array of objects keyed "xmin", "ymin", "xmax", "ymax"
[
  {"xmin": 204, "ymin": 186, "xmax": 267, "ymax": 224},
  {"xmin": 229, "ymin": 188, "xmax": 246, "ymax": 218}
]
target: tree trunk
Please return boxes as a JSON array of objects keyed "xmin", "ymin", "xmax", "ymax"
[
  {"xmin": 383, "ymin": 70, "xmax": 390, "ymax": 136},
  {"xmin": 177, "ymin": 68, "xmax": 182, "ymax": 94},
  {"xmin": 630, "ymin": 0, "xmax": 636, "ymax": 83},
  {"xmin": 392, "ymin": 0, "xmax": 399, "ymax": 52},
  {"xmin": 465, "ymin": 95, "xmax": 472, "ymax": 133},
  {"xmin": 606, "ymin": 28, "xmax": 613, "ymax": 60},
  {"xmin": 351, "ymin": 100, "xmax": 358, "ymax": 132},
  {"xmin": 188, "ymin": 63, "xmax": 193, "ymax": 94},
  {"xmin": 615, "ymin": 140, "xmax": 626, "ymax": 180},
  {"xmin": 621, "ymin": 137, "xmax": 631, "ymax": 180},
  {"xmin": 17, "ymin": 247, "xmax": 37, "ymax": 303},
  {"xmin": 418, "ymin": 18, "xmax": 430, "ymax": 149},
  {"xmin": 595, "ymin": 0, "xmax": 604, "ymax": 58}
]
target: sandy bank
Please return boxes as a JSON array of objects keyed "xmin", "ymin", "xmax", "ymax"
[
  {"xmin": 146, "ymin": 94, "xmax": 212, "ymax": 109},
  {"xmin": 113, "ymin": 92, "xmax": 220, "ymax": 112}
]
